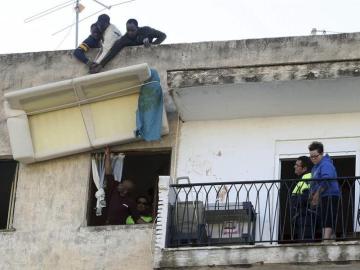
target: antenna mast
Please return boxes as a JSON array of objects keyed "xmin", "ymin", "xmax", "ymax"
[
  {"xmin": 75, "ymin": 0, "xmax": 80, "ymax": 47},
  {"xmin": 25, "ymin": 0, "xmax": 136, "ymax": 50}
]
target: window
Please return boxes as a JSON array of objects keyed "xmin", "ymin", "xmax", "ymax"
[
  {"xmin": 0, "ymin": 160, "xmax": 18, "ymax": 230},
  {"xmin": 87, "ymin": 150, "xmax": 171, "ymax": 226}
]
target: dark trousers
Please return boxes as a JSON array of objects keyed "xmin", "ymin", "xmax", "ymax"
[
  {"xmin": 294, "ymin": 209, "xmax": 319, "ymax": 240},
  {"xmin": 291, "ymin": 194, "xmax": 318, "ymax": 240},
  {"xmin": 320, "ymin": 196, "xmax": 339, "ymax": 229},
  {"xmin": 99, "ymin": 36, "xmax": 140, "ymax": 67}
]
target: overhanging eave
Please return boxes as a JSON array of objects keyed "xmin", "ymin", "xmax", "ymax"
[{"xmin": 171, "ymin": 77, "xmax": 360, "ymax": 121}]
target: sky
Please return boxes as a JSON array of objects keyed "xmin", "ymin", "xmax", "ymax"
[{"xmin": 1, "ymin": 0, "xmax": 360, "ymax": 54}]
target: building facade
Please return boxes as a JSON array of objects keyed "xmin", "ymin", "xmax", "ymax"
[{"xmin": 1, "ymin": 33, "xmax": 360, "ymax": 269}]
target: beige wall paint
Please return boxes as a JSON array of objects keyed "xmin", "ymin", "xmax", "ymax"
[
  {"xmin": 1, "ymin": 152, "xmax": 155, "ymax": 270},
  {"xmin": 2, "ymin": 33, "xmax": 360, "ymax": 269},
  {"xmin": 0, "ymin": 225, "xmax": 154, "ymax": 270},
  {"xmin": 13, "ymin": 154, "xmax": 90, "ymax": 231}
]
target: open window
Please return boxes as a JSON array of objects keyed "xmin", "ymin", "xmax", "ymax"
[
  {"xmin": 87, "ymin": 150, "xmax": 171, "ymax": 226},
  {"xmin": 279, "ymin": 155, "xmax": 356, "ymax": 242},
  {"xmin": 0, "ymin": 160, "xmax": 18, "ymax": 230}
]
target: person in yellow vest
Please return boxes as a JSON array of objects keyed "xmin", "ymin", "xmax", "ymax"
[
  {"xmin": 292, "ymin": 157, "xmax": 312, "ymax": 195},
  {"xmin": 291, "ymin": 156, "xmax": 313, "ymax": 240},
  {"xmin": 126, "ymin": 196, "xmax": 153, "ymax": 225}
]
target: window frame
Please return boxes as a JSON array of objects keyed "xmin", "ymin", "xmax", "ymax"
[
  {"xmin": 0, "ymin": 159, "xmax": 19, "ymax": 231},
  {"xmin": 85, "ymin": 149, "xmax": 172, "ymax": 227}
]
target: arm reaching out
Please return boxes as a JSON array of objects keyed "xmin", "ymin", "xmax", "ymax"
[
  {"xmin": 151, "ymin": 28, "xmax": 166, "ymax": 45},
  {"xmin": 73, "ymin": 35, "xmax": 101, "ymax": 65},
  {"xmin": 104, "ymin": 146, "xmax": 112, "ymax": 175},
  {"xmin": 142, "ymin": 27, "xmax": 166, "ymax": 45}
]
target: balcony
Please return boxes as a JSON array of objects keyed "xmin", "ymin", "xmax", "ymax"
[
  {"xmin": 166, "ymin": 177, "xmax": 360, "ymax": 247},
  {"xmin": 153, "ymin": 176, "xmax": 360, "ymax": 268}
]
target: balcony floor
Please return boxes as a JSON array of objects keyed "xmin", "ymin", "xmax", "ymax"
[{"xmin": 155, "ymin": 241, "xmax": 360, "ymax": 269}]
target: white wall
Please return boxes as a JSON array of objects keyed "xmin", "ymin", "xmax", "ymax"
[
  {"xmin": 176, "ymin": 112, "xmax": 360, "ymax": 182},
  {"xmin": 175, "ymin": 112, "xmax": 360, "ymax": 241}
]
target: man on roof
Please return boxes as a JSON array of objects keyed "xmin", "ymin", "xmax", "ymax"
[
  {"xmin": 73, "ymin": 14, "xmax": 122, "ymax": 72},
  {"xmin": 89, "ymin": 18, "xmax": 166, "ymax": 73}
]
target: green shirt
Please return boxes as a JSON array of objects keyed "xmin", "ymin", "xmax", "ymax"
[
  {"xmin": 126, "ymin": 215, "xmax": 153, "ymax": 225},
  {"xmin": 292, "ymin": 172, "xmax": 311, "ymax": 195}
]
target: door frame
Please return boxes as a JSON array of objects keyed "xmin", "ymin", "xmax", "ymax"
[{"xmin": 273, "ymin": 137, "xmax": 360, "ymax": 238}]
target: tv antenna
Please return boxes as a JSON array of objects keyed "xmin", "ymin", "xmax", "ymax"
[
  {"xmin": 310, "ymin": 28, "xmax": 341, "ymax": 35},
  {"xmin": 25, "ymin": 0, "xmax": 136, "ymax": 48}
]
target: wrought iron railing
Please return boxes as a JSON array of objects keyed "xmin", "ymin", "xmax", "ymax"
[{"xmin": 166, "ymin": 177, "xmax": 360, "ymax": 247}]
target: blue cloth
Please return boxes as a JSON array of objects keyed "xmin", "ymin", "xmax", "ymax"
[
  {"xmin": 310, "ymin": 154, "xmax": 340, "ymax": 197},
  {"xmin": 136, "ymin": 68, "xmax": 163, "ymax": 141}
]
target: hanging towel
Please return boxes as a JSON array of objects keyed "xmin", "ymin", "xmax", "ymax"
[
  {"xmin": 92, "ymin": 154, "xmax": 106, "ymax": 216},
  {"xmin": 136, "ymin": 68, "xmax": 163, "ymax": 141},
  {"xmin": 111, "ymin": 153, "xmax": 125, "ymax": 182}
]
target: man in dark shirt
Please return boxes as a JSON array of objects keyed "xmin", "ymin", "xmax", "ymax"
[
  {"xmin": 90, "ymin": 18, "xmax": 166, "ymax": 73},
  {"xmin": 106, "ymin": 178, "xmax": 141, "ymax": 224},
  {"xmin": 73, "ymin": 14, "xmax": 122, "ymax": 73},
  {"xmin": 73, "ymin": 14, "xmax": 111, "ymax": 67},
  {"xmin": 104, "ymin": 147, "xmax": 144, "ymax": 225}
]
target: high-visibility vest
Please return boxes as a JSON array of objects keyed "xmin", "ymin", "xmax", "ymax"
[
  {"xmin": 126, "ymin": 215, "xmax": 153, "ymax": 225},
  {"xmin": 292, "ymin": 173, "xmax": 311, "ymax": 195}
]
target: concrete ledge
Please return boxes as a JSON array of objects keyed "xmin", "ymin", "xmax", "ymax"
[
  {"xmin": 80, "ymin": 223, "xmax": 153, "ymax": 233},
  {"xmin": 0, "ymin": 228, "xmax": 16, "ymax": 233},
  {"xmin": 0, "ymin": 225, "xmax": 155, "ymax": 269},
  {"xmin": 158, "ymin": 262, "xmax": 360, "ymax": 270},
  {"xmin": 167, "ymin": 60, "xmax": 360, "ymax": 89},
  {"xmin": 157, "ymin": 241, "xmax": 360, "ymax": 269}
]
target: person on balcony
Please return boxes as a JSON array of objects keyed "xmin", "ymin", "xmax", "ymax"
[
  {"xmin": 104, "ymin": 147, "xmax": 145, "ymax": 225},
  {"xmin": 73, "ymin": 14, "xmax": 122, "ymax": 71},
  {"xmin": 309, "ymin": 141, "xmax": 340, "ymax": 241},
  {"xmin": 89, "ymin": 18, "xmax": 166, "ymax": 73},
  {"xmin": 291, "ymin": 156, "xmax": 313, "ymax": 240},
  {"xmin": 126, "ymin": 196, "xmax": 153, "ymax": 225}
]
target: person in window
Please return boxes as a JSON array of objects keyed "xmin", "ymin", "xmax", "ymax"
[
  {"xmin": 73, "ymin": 14, "xmax": 122, "ymax": 71},
  {"xmin": 126, "ymin": 196, "xmax": 153, "ymax": 225},
  {"xmin": 90, "ymin": 18, "xmax": 166, "ymax": 73},
  {"xmin": 308, "ymin": 141, "xmax": 340, "ymax": 241},
  {"xmin": 104, "ymin": 147, "xmax": 145, "ymax": 225}
]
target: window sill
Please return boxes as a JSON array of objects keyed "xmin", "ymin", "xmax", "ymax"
[
  {"xmin": 80, "ymin": 223, "xmax": 153, "ymax": 233},
  {"xmin": 0, "ymin": 227, "xmax": 16, "ymax": 233}
]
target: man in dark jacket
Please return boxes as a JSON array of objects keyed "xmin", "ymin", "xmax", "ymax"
[
  {"xmin": 291, "ymin": 156, "xmax": 313, "ymax": 240},
  {"xmin": 73, "ymin": 14, "xmax": 122, "ymax": 71},
  {"xmin": 104, "ymin": 146, "xmax": 144, "ymax": 225},
  {"xmin": 90, "ymin": 18, "xmax": 166, "ymax": 73}
]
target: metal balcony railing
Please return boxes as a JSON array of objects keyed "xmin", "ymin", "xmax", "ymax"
[{"xmin": 166, "ymin": 177, "xmax": 360, "ymax": 247}]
